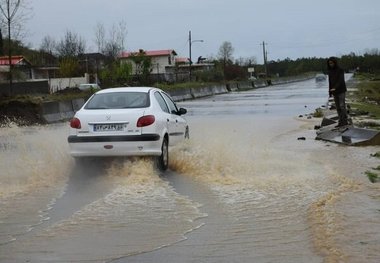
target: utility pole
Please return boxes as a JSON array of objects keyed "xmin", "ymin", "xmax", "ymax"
[
  {"xmin": 261, "ymin": 41, "xmax": 268, "ymax": 77},
  {"xmin": 188, "ymin": 30, "xmax": 203, "ymax": 82},
  {"xmin": 189, "ymin": 30, "xmax": 192, "ymax": 81}
]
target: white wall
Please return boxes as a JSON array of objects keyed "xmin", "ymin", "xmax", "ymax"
[
  {"xmin": 49, "ymin": 74, "xmax": 89, "ymax": 93},
  {"xmin": 121, "ymin": 54, "xmax": 175, "ymax": 75}
]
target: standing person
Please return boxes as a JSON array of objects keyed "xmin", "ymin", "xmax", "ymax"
[{"xmin": 327, "ymin": 56, "xmax": 349, "ymax": 127}]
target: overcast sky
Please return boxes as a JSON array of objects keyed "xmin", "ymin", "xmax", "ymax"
[{"xmin": 26, "ymin": 0, "xmax": 380, "ymax": 63}]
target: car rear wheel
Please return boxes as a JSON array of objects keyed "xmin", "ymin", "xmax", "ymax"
[{"xmin": 156, "ymin": 137, "xmax": 168, "ymax": 171}]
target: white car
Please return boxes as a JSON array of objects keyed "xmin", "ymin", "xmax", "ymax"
[
  {"xmin": 78, "ymin": 83, "xmax": 100, "ymax": 91},
  {"xmin": 68, "ymin": 87, "xmax": 189, "ymax": 170}
]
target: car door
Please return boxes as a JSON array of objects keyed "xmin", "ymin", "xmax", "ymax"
[
  {"xmin": 160, "ymin": 92, "xmax": 187, "ymax": 145},
  {"xmin": 154, "ymin": 91, "xmax": 178, "ymax": 146}
]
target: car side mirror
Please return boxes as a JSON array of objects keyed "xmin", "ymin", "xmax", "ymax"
[{"xmin": 177, "ymin": 107, "xmax": 187, "ymax": 115}]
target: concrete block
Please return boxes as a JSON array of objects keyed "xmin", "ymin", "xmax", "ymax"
[
  {"xmin": 72, "ymin": 98, "xmax": 85, "ymax": 111},
  {"xmin": 316, "ymin": 126, "xmax": 380, "ymax": 146}
]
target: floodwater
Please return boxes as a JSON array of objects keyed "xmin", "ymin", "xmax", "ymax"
[{"xmin": 1, "ymin": 77, "xmax": 379, "ymax": 263}]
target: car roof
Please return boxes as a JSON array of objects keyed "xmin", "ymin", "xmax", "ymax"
[{"xmin": 95, "ymin": 87, "xmax": 160, "ymax": 94}]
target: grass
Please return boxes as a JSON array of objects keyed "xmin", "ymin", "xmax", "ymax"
[
  {"xmin": 366, "ymin": 171, "xmax": 379, "ymax": 183},
  {"xmin": 365, "ymin": 152, "xmax": 380, "ymax": 183},
  {"xmin": 349, "ymin": 73, "xmax": 380, "ymax": 119},
  {"xmin": 313, "ymin": 108, "xmax": 324, "ymax": 118}
]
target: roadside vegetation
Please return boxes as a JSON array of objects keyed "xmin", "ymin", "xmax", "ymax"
[
  {"xmin": 349, "ymin": 73, "xmax": 380, "ymax": 118},
  {"xmin": 347, "ymin": 73, "xmax": 380, "ymax": 132},
  {"xmin": 365, "ymin": 152, "xmax": 380, "ymax": 183}
]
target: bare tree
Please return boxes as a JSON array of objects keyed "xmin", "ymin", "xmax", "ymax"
[
  {"xmin": 40, "ymin": 35, "xmax": 56, "ymax": 54},
  {"xmin": 236, "ymin": 56, "xmax": 257, "ymax": 66},
  {"xmin": 218, "ymin": 41, "xmax": 234, "ymax": 64},
  {"xmin": 218, "ymin": 41, "xmax": 234, "ymax": 78},
  {"xmin": 56, "ymin": 30, "xmax": 86, "ymax": 58},
  {"xmin": 0, "ymin": 0, "xmax": 31, "ymax": 94},
  {"xmin": 94, "ymin": 22, "xmax": 105, "ymax": 53},
  {"xmin": 94, "ymin": 21, "xmax": 127, "ymax": 61},
  {"xmin": 116, "ymin": 20, "xmax": 127, "ymax": 52}
]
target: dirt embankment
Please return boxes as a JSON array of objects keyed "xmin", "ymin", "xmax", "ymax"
[{"xmin": 0, "ymin": 100, "xmax": 46, "ymax": 126}]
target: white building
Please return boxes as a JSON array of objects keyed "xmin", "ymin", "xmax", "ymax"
[{"xmin": 119, "ymin": 49, "xmax": 177, "ymax": 76}]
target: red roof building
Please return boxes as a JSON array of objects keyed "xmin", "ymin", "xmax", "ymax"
[
  {"xmin": 0, "ymin": 55, "xmax": 31, "ymax": 66},
  {"xmin": 120, "ymin": 49, "xmax": 177, "ymax": 58},
  {"xmin": 119, "ymin": 49, "xmax": 178, "ymax": 80},
  {"xmin": 0, "ymin": 55, "xmax": 33, "ymax": 81}
]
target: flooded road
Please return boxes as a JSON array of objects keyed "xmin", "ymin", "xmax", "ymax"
[{"xmin": 1, "ymin": 77, "xmax": 379, "ymax": 262}]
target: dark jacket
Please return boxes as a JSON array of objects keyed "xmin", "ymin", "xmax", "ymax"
[{"xmin": 327, "ymin": 57, "xmax": 346, "ymax": 96}]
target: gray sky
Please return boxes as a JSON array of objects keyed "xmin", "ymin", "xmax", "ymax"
[{"xmin": 26, "ymin": 0, "xmax": 380, "ymax": 63}]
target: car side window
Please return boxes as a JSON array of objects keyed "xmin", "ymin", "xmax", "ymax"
[
  {"xmin": 161, "ymin": 92, "xmax": 178, "ymax": 114},
  {"xmin": 154, "ymin": 92, "xmax": 170, "ymax": 113}
]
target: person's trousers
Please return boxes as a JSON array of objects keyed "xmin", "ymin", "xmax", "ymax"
[{"xmin": 333, "ymin": 92, "xmax": 348, "ymax": 126}]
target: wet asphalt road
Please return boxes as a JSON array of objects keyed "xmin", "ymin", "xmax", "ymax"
[{"xmin": 1, "ymin": 76, "xmax": 380, "ymax": 263}]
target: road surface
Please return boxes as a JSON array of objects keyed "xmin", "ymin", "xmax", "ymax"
[{"xmin": 1, "ymin": 77, "xmax": 379, "ymax": 262}]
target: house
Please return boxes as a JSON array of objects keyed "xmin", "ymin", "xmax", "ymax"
[
  {"xmin": 119, "ymin": 49, "xmax": 177, "ymax": 82},
  {"xmin": 0, "ymin": 55, "xmax": 60, "ymax": 81},
  {"xmin": 175, "ymin": 57, "xmax": 189, "ymax": 65},
  {"xmin": 0, "ymin": 55, "xmax": 32, "ymax": 81},
  {"xmin": 171, "ymin": 56, "xmax": 215, "ymax": 82},
  {"xmin": 31, "ymin": 52, "xmax": 59, "ymax": 79}
]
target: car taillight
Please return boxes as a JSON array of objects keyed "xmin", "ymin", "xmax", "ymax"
[
  {"xmin": 137, "ymin": 115, "xmax": 155, "ymax": 127},
  {"xmin": 70, "ymin": 117, "xmax": 81, "ymax": 129}
]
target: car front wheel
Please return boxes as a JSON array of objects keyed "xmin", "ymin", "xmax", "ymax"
[{"xmin": 156, "ymin": 137, "xmax": 168, "ymax": 171}]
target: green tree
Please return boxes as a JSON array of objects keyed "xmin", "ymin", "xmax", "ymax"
[
  {"xmin": 59, "ymin": 57, "xmax": 79, "ymax": 88},
  {"xmin": 128, "ymin": 51, "xmax": 152, "ymax": 85},
  {"xmin": 100, "ymin": 60, "xmax": 132, "ymax": 87}
]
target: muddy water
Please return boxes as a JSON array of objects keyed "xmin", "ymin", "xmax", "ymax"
[{"xmin": 1, "ymin": 77, "xmax": 380, "ymax": 262}]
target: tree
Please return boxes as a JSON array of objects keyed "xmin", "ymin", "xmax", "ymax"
[
  {"xmin": 218, "ymin": 41, "xmax": 234, "ymax": 64},
  {"xmin": 100, "ymin": 60, "xmax": 132, "ymax": 86},
  {"xmin": 218, "ymin": 41, "xmax": 234, "ymax": 79},
  {"xmin": 55, "ymin": 31, "xmax": 86, "ymax": 77},
  {"xmin": 0, "ymin": 0, "xmax": 30, "ymax": 94},
  {"xmin": 0, "ymin": 29, "xmax": 3, "ymax": 55},
  {"xmin": 56, "ymin": 30, "xmax": 86, "ymax": 58},
  {"xmin": 94, "ymin": 21, "xmax": 127, "ymax": 62},
  {"xmin": 235, "ymin": 56, "xmax": 257, "ymax": 67},
  {"xmin": 128, "ymin": 51, "xmax": 152, "ymax": 85},
  {"xmin": 94, "ymin": 21, "xmax": 128, "ymax": 85},
  {"xmin": 94, "ymin": 22, "xmax": 105, "ymax": 54},
  {"xmin": 59, "ymin": 57, "xmax": 79, "ymax": 88},
  {"xmin": 39, "ymin": 35, "xmax": 56, "ymax": 54}
]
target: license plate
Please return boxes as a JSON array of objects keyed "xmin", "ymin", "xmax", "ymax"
[{"xmin": 94, "ymin": 124, "xmax": 126, "ymax": 132}]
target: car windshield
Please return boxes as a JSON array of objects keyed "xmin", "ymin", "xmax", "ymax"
[{"xmin": 85, "ymin": 92, "xmax": 149, "ymax": 109}]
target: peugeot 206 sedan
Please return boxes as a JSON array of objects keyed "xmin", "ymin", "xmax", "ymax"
[{"xmin": 68, "ymin": 87, "xmax": 189, "ymax": 171}]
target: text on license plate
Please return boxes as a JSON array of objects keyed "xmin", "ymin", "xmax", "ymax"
[{"xmin": 94, "ymin": 124, "xmax": 126, "ymax": 132}]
